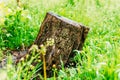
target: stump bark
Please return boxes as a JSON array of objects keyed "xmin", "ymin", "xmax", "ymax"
[{"xmin": 34, "ymin": 12, "xmax": 90, "ymax": 70}]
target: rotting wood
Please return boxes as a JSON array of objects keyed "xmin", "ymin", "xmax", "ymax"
[
  {"xmin": 34, "ymin": 12, "xmax": 90, "ymax": 70},
  {"xmin": 0, "ymin": 12, "xmax": 89, "ymax": 75}
]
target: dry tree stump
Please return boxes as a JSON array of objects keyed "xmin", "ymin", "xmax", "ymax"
[{"xmin": 34, "ymin": 12, "xmax": 90, "ymax": 70}]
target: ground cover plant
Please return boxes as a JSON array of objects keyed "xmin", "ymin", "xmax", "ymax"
[{"xmin": 0, "ymin": 0, "xmax": 120, "ymax": 80}]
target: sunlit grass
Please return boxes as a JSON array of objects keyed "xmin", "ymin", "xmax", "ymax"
[{"xmin": 0, "ymin": 0, "xmax": 120, "ymax": 79}]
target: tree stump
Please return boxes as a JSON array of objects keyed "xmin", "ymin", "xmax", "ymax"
[{"xmin": 34, "ymin": 12, "xmax": 90, "ymax": 70}]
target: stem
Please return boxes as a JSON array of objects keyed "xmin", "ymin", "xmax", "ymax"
[
  {"xmin": 43, "ymin": 54, "xmax": 47, "ymax": 80},
  {"xmin": 17, "ymin": 0, "xmax": 20, "ymax": 6},
  {"xmin": 54, "ymin": 70, "xmax": 56, "ymax": 80}
]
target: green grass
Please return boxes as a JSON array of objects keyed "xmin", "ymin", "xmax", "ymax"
[{"xmin": 0, "ymin": 0, "xmax": 120, "ymax": 80}]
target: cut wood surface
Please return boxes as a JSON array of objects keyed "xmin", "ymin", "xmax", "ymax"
[{"xmin": 0, "ymin": 12, "xmax": 89, "ymax": 71}]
